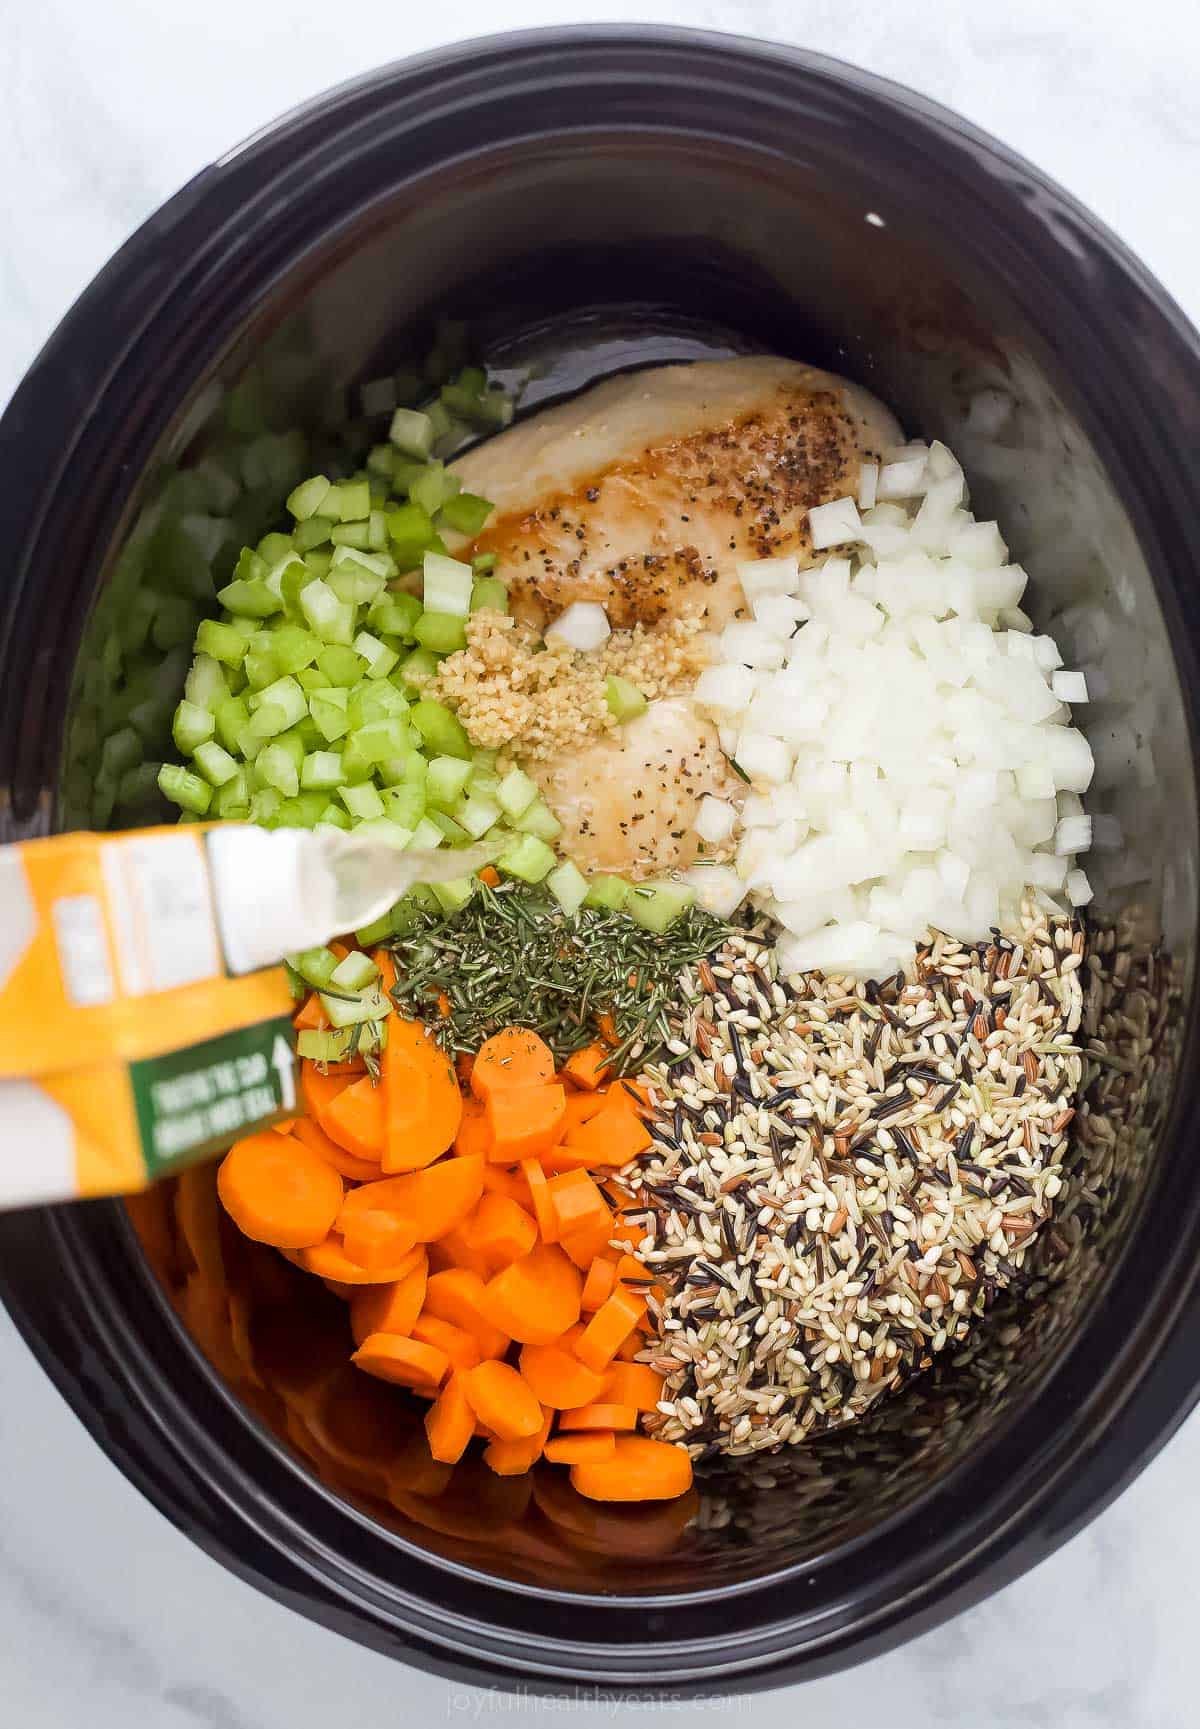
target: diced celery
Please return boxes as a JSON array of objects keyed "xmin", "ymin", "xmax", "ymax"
[
  {"xmin": 426, "ymin": 755, "xmax": 473, "ymax": 808},
  {"xmin": 498, "ymin": 833, "xmax": 557, "ymax": 884},
  {"xmin": 377, "ymin": 750, "xmax": 428, "ymax": 788},
  {"xmin": 172, "ymin": 699, "xmax": 215, "ymax": 754},
  {"xmin": 258, "ymin": 742, "xmax": 300, "ymax": 797},
  {"xmin": 193, "ymin": 740, "xmax": 240, "ymax": 786},
  {"xmin": 583, "ymin": 874, "xmax": 632, "ymax": 912},
  {"xmin": 238, "ymin": 703, "xmax": 289, "ymax": 755},
  {"xmin": 213, "ymin": 775, "xmax": 250, "ymax": 819},
  {"xmin": 353, "ymin": 910, "xmax": 396, "ymax": 946},
  {"xmin": 627, "ymin": 880, "xmax": 696, "ymax": 934},
  {"xmin": 439, "ymin": 492, "xmax": 493, "ymax": 537},
  {"xmin": 287, "ymin": 474, "xmax": 331, "ymax": 521},
  {"xmin": 353, "ymin": 631, "xmax": 400, "ymax": 679},
  {"xmin": 258, "ymin": 532, "xmax": 296, "ymax": 567},
  {"xmin": 398, "ymin": 646, "xmax": 440, "ymax": 689},
  {"xmin": 408, "ymin": 815, "xmax": 446, "ymax": 851},
  {"xmin": 410, "ymin": 463, "xmax": 461, "ymax": 518},
  {"xmin": 263, "ymin": 553, "xmax": 306, "ymax": 603},
  {"xmin": 214, "ymin": 695, "xmax": 250, "ymax": 755},
  {"xmin": 270, "ymin": 625, "xmax": 321, "ymax": 675},
  {"xmin": 385, "ymin": 502, "xmax": 436, "ymax": 569},
  {"xmin": 319, "ymin": 982, "xmax": 390, "ymax": 1028},
  {"xmin": 380, "ymin": 783, "xmax": 426, "ymax": 828},
  {"xmin": 293, "ymin": 515, "xmax": 334, "ymax": 552},
  {"xmin": 411, "ymin": 698, "xmax": 471, "ymax": 759},
  {"xmin": 247, "ymin": 675, "xmax": 306, "ymax": 728},
  {"xmin": 271, "ymin": 731, "xmax": 307, "ymax": 775},
  {"xmin": 350, "ymin": 818, "xmax": 415, "ymax": 850},
  {"xmin": 316, "ymin": 644, "xmax": 364, "ymax": 687},
  {"xmin": 514, "ymin": 797, "xmax": 563, "ymax": 842},
  {"xmin": 330, "ymin": 520, "xmax": 370, "ymax": 550},
  {"xmin": 291, "ymin": 946, "xmax": 340, "ymax": 989},
  {"xmin": 469, "ymin": 575, "xmax": 508, "ymax": 614},
  {"xmin": 456, "ymin": 792, "xmax": 501, "ymax": 838},
  {"xmin": 217, "ymin": 577, "xmax": 282, "ymax": 617},
  {"xmin": 339, "ymin": 782, "xmax": 385, "ymax": 821},
  {"xmin": 329, "ymin": 563, "xmax": 385, "ymax": 606},
  {"xmin": 300, "ymin": 749, "xmax": 344, "ymax": 791},
  {"xmin": 195, "ymin": 618, "xmax": 248, "ymax": 667},
  {"xmin": 296, "ymin": 667, "xmax": 331, "ymax": 693},
  {"xmin": 184, "ymin": 652, "xmax": 230, "ymax": 712},
  {"xmin": 348, "ymin": 679, "xmax": 408, "ymax": 727},
  {"xmin": 297, "ymin": 1028, "xmax": 362, "ymax": 1063},
  {"xmin": 309, "ymin": 688, "xmax": 351, "ymax": 744},
  {"xmin": 367, "ymin": 509, "xmax": 388, "ymax": 552},
  {"xmin": 426, "ymin": 809, "xmax": 468, "ymax": 845},
  {"xmin": 429, "ymin": 876, "xmax": 476, "ymax": 914},
  {"xmin": 249, "ymin": 787, "xmax": 284, "ymax": 826},
  {"xmin": 317, "ymin": 805, "xmax": 351, "ymax": 832},
  {"xmin": 605, "ymin": 675, "xmax": 648, "ymax": 722},
  {"xmin": 242, "ymin": 645, "xmax": 280, "ymax": 692},
  {"xmin": 326, "ymin": 478, "xmax": 371, "ymax": 522},
  {"xmin": 299, "ymin": 578, "xmax": 355, "ymax": 644},
  {"xmin": 497, "ymin": 766, "xmax": 538, "ymax": 820},
  {"xmin": 235, "ymin": 546, "xmax": 270, "ymax": 585},
  {"xmin": 422, "ymin": 551, "xmax": 474, "ymax": 618},
  {"xmin": 303, "ymin": 549, "xmax": 333, "ymax": 582},
  {"xmin": 280, "ymin": 558, "xmax": 314, "ymax": 616},
  {"xmin": 547, "ymin": 859, "xmax": 589, "ymax": 915},
  {"xmin": 389, "ymin": 407, "xmax": 434, "ymax": 459},
  {"xmin": 342, "ymin": 717, "xmax": 413, "ymax": 770},
  {"xmin": 476, "ymin": 389, "xmax": 514, "ymax": 429},
  {"xmin": 414, "ymin": 613, "xmax": 467, "ymax": 654},
  {"xmin": 158, "ymin": 762, "xmax": 212, "ymax": 816},
  {"xmin": 289, "ymin": 714, "xmax": 322, "ymax": 753},
  {"xmin": 368, "ymin": 592, "xmax": 423, "ymax": 638},
  {"xmin": 366, "ymin": 443, "xmax": 396, "ymax": 479},
  {"xmin": 330, "ymin": 950, "xmax": 380, "ymax": 991},
  {"xmin": 276, "ymin": 792, "xmax": 327, "ymax": 828},
  {"xmin": 472, "ymin": 747, "xmax": 500, "ymax": 772}
]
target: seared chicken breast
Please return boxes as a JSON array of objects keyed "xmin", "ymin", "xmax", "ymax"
[{"xmin": 453, "ymin": 356, "xmax": 901, "ymax": 633}]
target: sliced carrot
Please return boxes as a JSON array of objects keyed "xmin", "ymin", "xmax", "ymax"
[
  {"xmin": 603, "ymin": 1363, "xmax": 666, "ymax": 1410},
  {"xmin": 609, "ymin": 1219, "xmax": 649, "ymax": 1254},
  {"xmin": 470, "ymin": 1028, "xmax": 555, "ymax": 1103},
  {"xmin": 461, "ymin": 1361, "xmax": 543, "ymax": 1441},
  {"xmin": 341, "ymin": 1210, "xmax": 419, "ymax": 1271},
  {"xmin": 426, "ymin": 1217, "xmax": 493, "ymax": 1281},
  {"xmin": 570, "ymin": 1435, "xmax": 693, "ymax": 1502},
  {"xmin": 411, "ymin": 1313, "xmax": 482, "ymax": 1371},
  {"xmin": 481, "ymin": 1163, "xmax": 530, "ymax": 1205},
  {"xmin": 608, "ymin": 1077, "xmax": 653, "ymax": 1115},
  {"xmin": 560, "ymin": 1211, "xmax": 617, "ymax": 1272},
  {"xmin": 574, "ymin": 1286, "xmax": 647, "ymax": 1372},
  {"xmin": 466, "ymin": 1192, "xmax": 538, "ymax": 1272},
  {"xmin": 483, "ymin": 1407, "xmax": 552, "ymax": 1476},
  {"xmin": 300, "ymin": 1061, "xmax": 350, "ymax": 1124},
  {"xmin": 322, "ymin": 1075, "xmax": 386, "ymax": 1160},
  {"xmin": 614, "ymin": 1330, "xmax": 644, "ymax": 1363},
  {"xmin": 547, "ymin": 1169, "xmax": 609, "ymax": 1238},
  {"xmin": 557, "ymin": 1403, "xmax": 637, "ymax": 1432},
  {"xmin": 486, "ymin": 1082, "xmax": 566, "ymax": 1162},
  {"xmin": 350, "ymin": 1256, "xmax": 428, "ymax": 1345},
  {"xmin": 563, "ymin": 1089, "xmax": 608, "ymax": 1132},
  {"xmin": 595, "ymin": 1011, "xmax": 619, "ymax": 1047},
  {"xmin": 518, "ymin": 1339, "xmax": 607, "ymax": 1410},
  {"xmin": 422, "ymin": 1268, "xmax": 511, "ymax": 1359},
  {"xmin": 293, "ymin": 993, "xmax": 328, "ymax": 1033},
  {"xmin": 352, "ymin": 1333, "xmax": 449, "ymax": 1390},
  {"xmin": 218, "ymin": 1132, "xmax": 344, "ymax": 1250},
  {"xmin": 478, "ymin": 864, "xmax": 501, "ymax": 888},
  {"xmin": 581, "ymin": 1256, "xmax": 617, "ymax": 1312},
  {"xmin": 562, "ymin": 1042, "xmax": 612, "ymax": 1091},
  {"xmin": 480, "ymin": 1243, "xmax": 582, "ymax": 1345},
  {"xmin": 382, "ymin": 1016, "xmax": 463, "ymax": 1172},
  {"xmin": 539, "ymin": 1142, "xmax": 616, "ymax": 1176},
  {"xmin": 521, "ymin": 1157, "xmax": 558, "ymax": 1244},
  {"xmin": 544, "ymin": 1432, "xmax": 616, "ymax": 1464},
  {"xmin": 562, "ymin": 1099, "xmax": 652, "ymax": 1167},
  {"xmin": 271, "ymin": 1117, "xmax": 297, "ymax": 1135},
  {"xmin": 424, "ymin": 1373, "xmax": 476, "ymax": 1465},
  {"xmin": 338, "ymin": 1155, "xmax": 484, "ymax": 1242},
  {"xmin": 292, "ymin": 1115, "xmax": 381, "ymax": 1183},
  {"xmin": 456, "ymin": 1097, "xmax": 493, "ymax": 1160},
  {"xmin": 301, "ymin": 1236, "xmax": 424, "ymax": 1286}
]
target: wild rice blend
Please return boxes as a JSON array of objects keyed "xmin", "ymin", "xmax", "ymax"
[{"xmin": 623, "ymin": 903, "xmax": 1085, "ymax": 1458}]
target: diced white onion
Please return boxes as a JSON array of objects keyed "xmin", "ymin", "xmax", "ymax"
[
  {"xmin": 1066, "ymin": 867, "xmax": 1094, "ymax": 907},
  {"xmin": 693, "ymin": 796, "xmax": 737, "ymax": 844},
  {"xmin": 1051, "ymin": 670, "xmax": 1089, "ymax": 703},
  {"xmin": 1054, "ymin": 814, "xmax": 1093, "ymax": 855},
  {"xmin": 858, "ymin": 462, "xmax": 879, "ymax": 510},
  {"xmin": 808, "ymin": 496, "xmax": 862, "ymax": 550},
  {"xmin": 544, "ymin": 601, "xmax": 611, "ymax": 651}
]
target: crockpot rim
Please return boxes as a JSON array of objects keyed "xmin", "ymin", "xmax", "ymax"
[{"xmin": 1, "ymin": 23, "xmax": 1199, "ymax": 1693}]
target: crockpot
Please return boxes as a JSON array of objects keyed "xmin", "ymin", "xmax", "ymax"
[{"xmin": 1, "ymin": 24, "xmax": 1199, "ymax": 1694}]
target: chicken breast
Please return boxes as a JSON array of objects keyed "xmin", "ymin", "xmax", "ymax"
[
  {"xmin": 452, "ymin": 355, "xmax": 901, "ymax": 633},
  {"xmin": 531, "ymin": 697, "xmax": 739, "ymax": 879}
]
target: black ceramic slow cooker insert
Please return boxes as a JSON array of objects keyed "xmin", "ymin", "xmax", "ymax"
[{"xmin": 1, "ymin": 25, "xmax": 1199, "ymax": 1694}]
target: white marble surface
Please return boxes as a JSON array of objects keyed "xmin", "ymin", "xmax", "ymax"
[{"xmin": 4, "ymin": 0, "xmax": 1200, "ymax": 1722}]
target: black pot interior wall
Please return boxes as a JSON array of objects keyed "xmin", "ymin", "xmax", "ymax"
[{"xmin": 57, "ymin": 134, "xmax": 1193, "ymax": 1591}]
